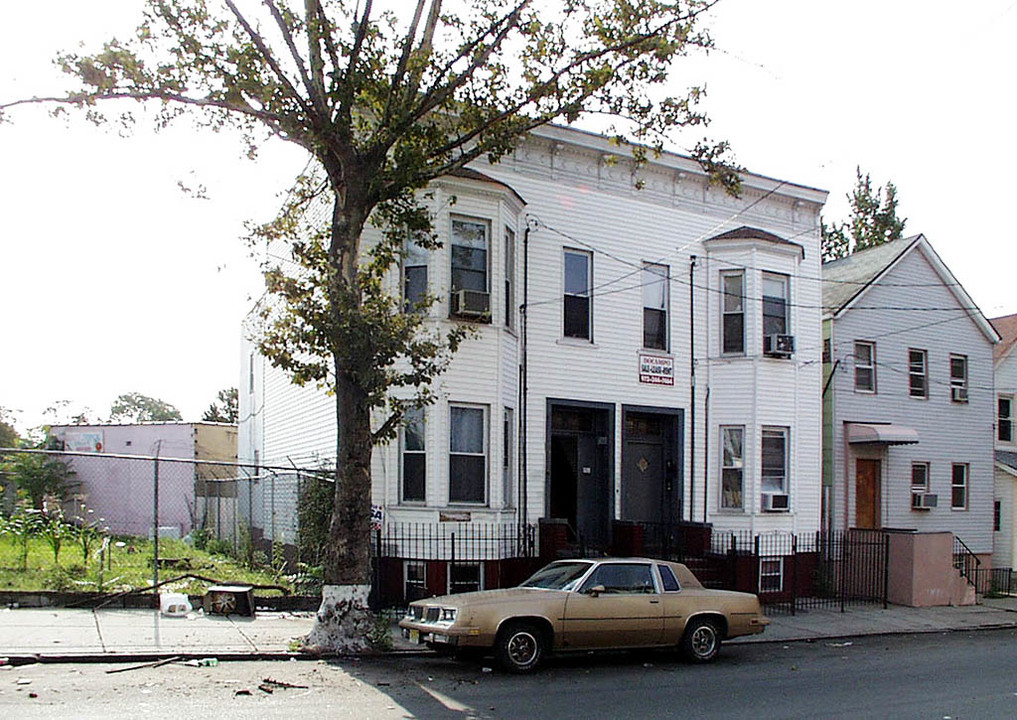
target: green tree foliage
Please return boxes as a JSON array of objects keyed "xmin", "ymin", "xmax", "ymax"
[
  {"xmin": 2, "ymin": 0, "xmax": 735, "ymax": 647},
  {"xmin": 821, "ymin": 167, "xmax": 907, "ymax": 262},
  {"xmin": 108, "ymin": 392, "xmax": 183, "ymax": 423},
  {"xmin": 0, "ymin": 407, "xmax": 19, "ymax": 451},
  {"xmin": 202, "ymin": 387, "xmax": 239, "ymax": 424},
  {"xmin": 0, "ymin": 453, "xmax": 77, "ymax": 511}
]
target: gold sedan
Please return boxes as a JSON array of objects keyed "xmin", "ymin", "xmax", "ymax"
[{"xmin": 399, "ymin": 558, "xmax": 770, "ymax": 673}]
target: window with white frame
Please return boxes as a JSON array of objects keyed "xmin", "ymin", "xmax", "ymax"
[
  {"xmin": 503, "ymin": 408, "xmax": 514, "ymax": 508},
  {"xmin": 449, "ymin": 562, "xmax": 483, "ymax": 594},
  {"xmin": 759, "ymin": 557, "xmax": 783, "ymax": 593},
  {"xmin": 951, "ymin": 463, "xmax": 968, "ymax": 510},
  {"xmin": 405, "ymin": 561, "xmax": 427, "ymax": 602},
  {"xmin": 721, "ymin": 271, "xmax": 745, "ymax": 354},
  {"xmin": 403, "ymin": 232, "xmax": 429, "ymax": 309},
  {"xmin": 564, "ymin": 249, "xmax": 592, "ymax": 339},
  {"xmin": 950, "ymin": 354, "xmax": 968, "ymax": 402},
  {"xmin": 854, "ymin": 341, "xmax": 876, "ymax": 392},
  {"xmin": 761, "ymin": 427, "xmax": 789, "ymax": 497},
  {"xmin": 910, "ymin": 462, "xmax": 930, "ymax": 509},
  {"xmin": 761, "ymin": 272, "xmax": 789, "ymax": 341},
  {"xmin": 642, "ymin": 262, "xmax": 669, "ymax": 350},
  {"xmin": 909, "ymin": 348, "xmax": 928, "ymax": 398},
  {"xmin": 449, "ymin": 405, "xmax": 487, "ymax": 503},
  {"xmin": 721, "ymin": 426, "xmax": 744, "ymax": 510},
  {"xmin": 505, "ymin": 226, "xmax": 515, "ymax": 328},
  {"xmin": 451, "ymin": 217, "xmax": 489, "ymax": 293},
  {"xmin": 401, "ymin": 407, "xmax": 426, "ymax": 503},
  {"xmin": 999, "ymin": 395, "xmax": 1013, "ymax": 443}
]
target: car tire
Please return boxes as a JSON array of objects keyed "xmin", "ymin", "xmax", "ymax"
[
  {"xmin": 681, "ymin": 617, "xmax": 721, "ymax": 663},
  {"xmin": 495, "ymin": 621, "xmax": 545, "ymax": 674}
]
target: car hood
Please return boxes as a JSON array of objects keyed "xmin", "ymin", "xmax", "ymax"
[{"xmin": 412, "ymin": 587, "xmax": 561, "ymax": 609}]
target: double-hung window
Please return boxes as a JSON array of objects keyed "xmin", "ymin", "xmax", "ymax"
[
  {"xmin": 950, "ymin": 354, "xmax": 968, "ymax": 402},
  {"xmin": 401, "ymin": 407, "xmax": 426, "ymax": 503},
  {"xmin": 564, "ymin": 249, "xmax": 592, "ymax": 340},
  {"xmin": 761, "ymin": 427, "xmax": 789, "ymax": 496},
  {"xmin": 721, "ymin": 426, "xmax": 744, "ymax": 510},
  {"xmin": 451, "ymin": 217, "xmax": 489, "ymax": 292},
  {"xmin": 503, "ymin": 408, "xmax": 514, "ymax": 508},
  {"xmin": 911, "ymin": 462, "xmax": 930, "ymax": 509},
  {"xmin": 642, "ymin": 262, "xmax": 669, "ymax": 350},
  {"xmin": 998, "ymin": 396, "xmax": 1013, "ymax": 443},
  {"xmin": 403, "ymin": 233, "xmax": 429, "ymax": 310},
  {"xmin": 504, "ymin": 227, "xmax": 515, "ymax": 328},
  {"xmin": 951, "ymin": 463, "xmax": 968, "ymax": 509},
  {"xmin": 721, "ymin": 271, "xmax": 745, "ymax": 354},
  {"xmin": 908, "ymin": 349, "xmax": 928, "ymax": 398},
  {"xmin": 761, "ymin": 272, "xmax": 789, "ymax": 341},
  {"xmin": 854, "ymin": 341, "xmax": 876, "ymax": 393},
  {"xmin": 449, "ymin": 405, "xmax": 487, "ymax": 504}
]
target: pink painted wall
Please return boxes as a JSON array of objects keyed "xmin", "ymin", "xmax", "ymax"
[{"xmin": 886, "ymin": 531, "xmax": 975, "ymax": 607}]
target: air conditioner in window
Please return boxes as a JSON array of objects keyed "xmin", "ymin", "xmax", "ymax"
[
  {"xmin": 951, "ymin": 386, "xmax": 968, "ymax": 403},
  {"xmin": 763, "ymin": 334, "xmax": 795, "ymax": 358},
  {"xmin": 912, "ymin": 492, "xmax": 938, "ymax": 510},
  {"xmin": 450, "ymin": 289, "xmax": 491, "ymax": 320},
  {"xmin": 761, "ymin": 493, "xmax": 790, "ymax": 512}
]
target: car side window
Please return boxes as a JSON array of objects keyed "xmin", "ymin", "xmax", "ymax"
[
  {"xmin": 657, "ymin": 564, "xmax": 681, "ymax": 592},
  {"xmin": 579, "ymin": 563, "xmax": 656, "ymax": 594}
]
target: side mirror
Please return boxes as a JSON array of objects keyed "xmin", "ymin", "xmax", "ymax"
[{"xmin": 586, "ymin": 584, "xmax": 606, "ymax": 597}]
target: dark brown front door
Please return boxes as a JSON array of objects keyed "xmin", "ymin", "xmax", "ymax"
[{"xmin": 855, "ymin": 459, "xmax": 881, "ymax": 529}]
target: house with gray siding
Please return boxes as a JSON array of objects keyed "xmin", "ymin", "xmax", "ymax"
[
  {"xmin": 239, "ymin": 124, "xmax": 828, "ymax": 588},
  {"xmin": 822, "ymin": 236, "xmax": 999, "ymax": 562},
  {"xmin": 991, "ymin": 313, "xmax": 1017, "ymax": 570}
]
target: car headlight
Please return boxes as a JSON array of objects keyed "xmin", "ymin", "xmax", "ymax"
[{"xmin": 440, "ymin": 607, "xmax": 457, "ymax": 623}]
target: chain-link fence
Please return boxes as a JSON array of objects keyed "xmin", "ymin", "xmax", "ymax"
[{"xmin": 0, "ymin": 448, "xmax": 331, "ymax": 580}]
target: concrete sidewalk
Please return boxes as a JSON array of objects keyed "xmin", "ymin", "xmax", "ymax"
[{"xmin": 3, "ymin": 597, "xmax": 1017, "ymax": 664}]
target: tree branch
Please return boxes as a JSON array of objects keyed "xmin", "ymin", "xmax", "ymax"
[{"xmin": 221, "ymin": 0, "xmax": 316, "ymax": 121}]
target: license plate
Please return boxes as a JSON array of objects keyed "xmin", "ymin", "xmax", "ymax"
[{"xmin": 409, "ymin": 629, "xmax": 420, "ymax": 644}]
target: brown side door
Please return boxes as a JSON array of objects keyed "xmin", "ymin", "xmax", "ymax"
[
  {"xmin": 561, "ymin": 562, "xmax": 663, "ymax": 649},
  {"xmin": 855, "ymin": 459, "xmax": 881, "ymax": 529}
]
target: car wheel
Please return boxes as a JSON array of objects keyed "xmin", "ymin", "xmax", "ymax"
[
  {"xmin": 496, "ymin": 621, "xmax": 545, "ymax": 673},
  {"xmin": 682, "ymin": 617, "xmax": 721, "ymax": 663}
]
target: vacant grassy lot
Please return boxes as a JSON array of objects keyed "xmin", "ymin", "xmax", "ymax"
[{"xmin": 0, "ymin": 535, "xmax": 292, "ymax": 596}]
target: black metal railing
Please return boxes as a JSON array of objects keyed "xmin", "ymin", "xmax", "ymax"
[{"xmin": 953, "ymin": 535, "xmax": 982, "ymax": 592}]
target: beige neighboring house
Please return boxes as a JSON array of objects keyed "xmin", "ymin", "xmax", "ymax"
[
  {"xmin": 991, "ymin": 314, "xmax": 1017, "ymax": 571},
  {"xmin": 49, "ymin": 422, "xmax": 238, "ymax": 540}
]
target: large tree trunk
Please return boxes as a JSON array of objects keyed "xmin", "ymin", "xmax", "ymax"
[
  {"xmin": 305, "ymin": 191, "xmax": 377, "ymax": 653},
  {"xmin": 304, "ymin": 370, "xmax": 376, "ymax": 652}
]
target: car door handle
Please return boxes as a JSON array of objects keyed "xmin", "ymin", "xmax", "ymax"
[{"xmin": 649, "ymin": 600, "xmax": 660, "ymax": 604}]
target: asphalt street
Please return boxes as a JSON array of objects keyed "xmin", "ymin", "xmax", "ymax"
[{"xmin": 4, "ymin": 628, "xmax": 1017, "ymax": 719}]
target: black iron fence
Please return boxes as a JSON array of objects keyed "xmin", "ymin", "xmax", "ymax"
[{"xmin": 369, "ymin": 522, "xmax": 540, "ymax": 608}]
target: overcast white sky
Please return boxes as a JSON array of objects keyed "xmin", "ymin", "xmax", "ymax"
[{"xmin": 1, "ymin": 0, "xmax": 1015, "ymax": 434}]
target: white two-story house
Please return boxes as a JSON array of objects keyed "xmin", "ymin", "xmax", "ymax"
[
  {"xmin": 239, "ymin": 124, "xmax": 828, "ymax": 569},
  {"xmin": 822, "ymin": 235, "xmax": 999, "ymax": 562},
  {"xmin": 991, "ymin": 313, "xmax": 1017, "ymax": 570}
]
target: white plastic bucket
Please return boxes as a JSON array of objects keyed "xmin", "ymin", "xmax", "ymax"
[{"xmin": 160, "ymin": 593, "xmax": 192, "ymax": 617}]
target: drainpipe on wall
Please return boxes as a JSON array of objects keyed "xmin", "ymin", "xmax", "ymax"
[
  {"xmin": 518, "ymin": 216, "xmax": 536, "ymax": 535},
  {"xmin": 689, "ymin": 254, "xmax": 697, "ymax": 523},
  {"xmin": 703, "ymin": 384, "xmax": 710, "ymax": 524}
]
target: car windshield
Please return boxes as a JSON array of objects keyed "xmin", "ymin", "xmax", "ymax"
[{"xmin": 519, "ymin": 561, "xmax": 593, "ymax": 590}]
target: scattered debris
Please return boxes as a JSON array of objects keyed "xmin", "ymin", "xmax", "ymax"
[
  {"xmin": 827, "ymin": 641, "xmax": 853, "ymax": 648},
  {"xmin": 261, "ymin": 677, "xmax": 309, "ymax": 690},
  {"xmin": 377, "ymin": 681, "xmax": 391, "ymax": 687},
  {"xmin": 16, "ymin": 678, "xmax": 32, "ymax": 685},
  {"xmin": 234, "ymin": 689, "xmax": 252, "ymax": 697},
  {"xmin": 481, "ymin": 667, "xmax": 492, "ymax": 673},
  {"xmin": 106, "ymin": 656, "xmax": 181, "ymax": 674},
  {"xmin": 258, "ymin": 684, "xmax": 273, "ymax": 694},
  {"xmin": 183, "ymin": 657, "xmax": 219, "ymax": 667},
  {"xmin": 29, "ymin": 692, "xmax": 38, "ymax": 698}
]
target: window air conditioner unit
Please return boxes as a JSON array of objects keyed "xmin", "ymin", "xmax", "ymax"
[
  {"xmin": 951, "ymin": 386, "xmax": 968, "ymax": 403},
  {"xmin": 762, "ymin": 493, "xmax": 790, "ymax": 512},
  {"xmin": 763, "ymin": 334, "xmax": 795, "ymax": 358},
  {"xmin": 919, "ymin": 493, "xmax": 938, "ymax": 509},
  {"xmin": 450, "ymin": 289, "xmax": 491, "ymax": 320}
]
